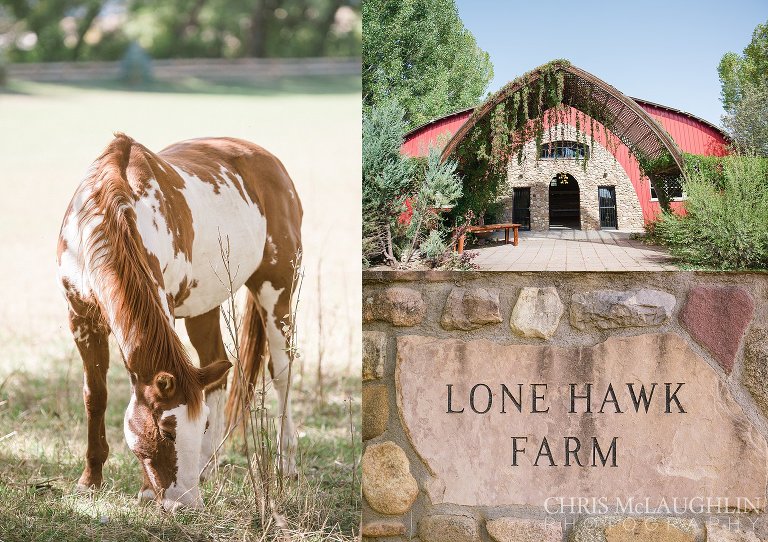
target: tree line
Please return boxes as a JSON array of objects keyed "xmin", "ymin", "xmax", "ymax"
[{"xmin": 0, "ymin": 0, "xmax": 361, "ymax": 62}]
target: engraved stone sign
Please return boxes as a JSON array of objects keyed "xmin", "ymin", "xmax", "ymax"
[{"xmin": 396, "ymin": 333, "xmax": 768, "ymax": 508}]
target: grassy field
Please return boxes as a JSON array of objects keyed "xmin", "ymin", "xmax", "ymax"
[{"xmin": 0, "ymin": 75, "xmax": 361, "ymax": 541}]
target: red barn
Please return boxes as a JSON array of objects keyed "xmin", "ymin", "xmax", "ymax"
[{"xmin": 401, "ymin": 63, "xmax": 728, "ymax": 231}]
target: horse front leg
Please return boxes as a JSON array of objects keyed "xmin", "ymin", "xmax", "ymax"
[
  {"xmin": 254, "ymin": 281, "xmax": 297, "ymax": 478},
  {"xmin": 185, "ymin": 307, "xmax": 229, "ymax": 481},
  {"xmin": 69, "ymin": 308, "xmax": 111, "ymax": 490}
]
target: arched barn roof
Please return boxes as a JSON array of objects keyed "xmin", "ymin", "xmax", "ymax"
[
  {"xmin": 439, "ymin": 61, "xmax": 685, "ymax": 179},
  {"xmin": 402, "ymin": 66, "xmax": 728, "ymax": 160}
]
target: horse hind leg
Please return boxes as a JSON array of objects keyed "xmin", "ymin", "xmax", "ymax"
[
  {"xmin": 247, "ymin": 275, "xmax": 298, "ymax": 478},
  {"xmin": 68, "ymin": 302, "xmax": 111, "ymax": 490},
  {"xmin": 184, "ymin": 307, "xmax": 229, "ymax": 481}
]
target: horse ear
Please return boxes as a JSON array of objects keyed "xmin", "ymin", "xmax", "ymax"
[
  {"xmin": 154, "ymin": 372, "xmax": 176, "ymax": 398},
  {"xmin": 199, "ymin": 360, "xmax": 232, "ymax": 391}
]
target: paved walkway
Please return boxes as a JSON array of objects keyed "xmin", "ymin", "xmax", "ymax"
[{"xmin": 465, "ymin": 229, "xmax": 677, "ymax": 271}]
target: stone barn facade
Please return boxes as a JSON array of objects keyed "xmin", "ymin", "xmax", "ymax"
[{"xmin": 401, "ymin": 65, "xmax": 729, "ymax": 232}]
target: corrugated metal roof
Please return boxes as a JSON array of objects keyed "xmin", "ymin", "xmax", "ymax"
[
  {"xmin": 630, "ymin": 97, "xmax": 728, "ymax": 140},
  {"xmin": 402, "ymin": 97, "xmax": 728, "ymax": 144}
]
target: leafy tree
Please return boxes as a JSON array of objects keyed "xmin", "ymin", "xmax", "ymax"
[
  {"xmin": 718, "ymin": 19, "xmax": 768, "ymax": 112},
  {"xmin": 362, "ymin": 0, "xmax": 492, "ymax": 129},
  {"xmin": 129, "ymin": 0, "xmax": 360, "ymax": 60},
  {"xmin": 362, "ymin": 102, "xmax": 464, "ymax": 267},
  {"xmin": 420, "ymin": 228, "xmax": 447, "ymax": 264},
  {"xmin": 718, "ymin": 19, "xmax": 768, "ymax": 155},
  {"xmin": 0, "ymin": 0, "xmax": 113, "ymax": 61},
  {"xmin": 722, "ymin": 85, "xmax": 768, "ymax": 156},
  {"xmin": 0, "ymin": 0, "xmax": 361, "ymax": 62}
]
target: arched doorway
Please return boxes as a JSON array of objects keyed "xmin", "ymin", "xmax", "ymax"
[{"xmin": 549, "ymin": 173, "xmax": 580, "ymax": 228}]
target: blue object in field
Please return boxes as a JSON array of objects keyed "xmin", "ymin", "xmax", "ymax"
[{"xmin": 119, "ymin": 42, "xmax": 153, "ymax": 85}]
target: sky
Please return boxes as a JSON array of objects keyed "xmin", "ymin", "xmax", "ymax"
[{"xmin": 455, "ymin": 0, "xmax": 767, "ymax": 126}]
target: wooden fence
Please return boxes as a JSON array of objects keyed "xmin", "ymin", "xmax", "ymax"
[{"xmin": 6, "ymin": 57, "xmax": 360, "ymax": 83}]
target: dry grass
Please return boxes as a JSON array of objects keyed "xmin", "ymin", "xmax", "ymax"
[
  {"xmin": 0, "ymin": 76, "xmax": 361, "ymax": 540},
  {"xmin": 0, "ymin": 335, "xmax": 360, "ymax": 540}
]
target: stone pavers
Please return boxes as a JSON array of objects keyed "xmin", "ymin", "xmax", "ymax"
[{"xmin": 466, "ymin": 229, "xmax": 677, "ymax": 271}]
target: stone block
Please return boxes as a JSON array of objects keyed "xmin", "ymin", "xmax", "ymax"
[
  {"xmin": 744, "ymin": 327, "xmax": 768, "ymax": 419},
  {"xmin": 361, "ymin": 519, "xmax": 406, "ymax": 537},
  {"xmin": 486, "ymin": 517, "xmax": 562, "ymax": 542},
  {"xmin": 510, "ymin": 287, "xmax": 564, "ymax": 339},
  {"xmin": 571, "ymin": 517, "xmax": 697, "ymax": 542},
  {"xmin": 362, "ymin": 384, "xmax": 388, "ymax": 441},
  {"xmin": 441, "ymin": 287, "xmax": 502, "ymax": 331},
  {"xmin": 680, "ymin": 285, "xmax": 754, "ymax": 373},
  {"xmin": 707, "ymin": 523, "xmax": 762, "ymax": 542},
  {"xmin": 363, "ymin": 331, "xmax": 386, "ymax": 381},
  {"xmin": 362, "ymin": 441, "xmax": 418, "ymax": 515},
  {"xmin": 418, "ymin": 514, "xmax": 480, "ymax": 542},
  {"xmin": 570, "ymin": 289, "xmax": 675, "ymax": 331},
  {"xmin": 395, "ymin": 333, "xmax": 768, "ymax": 507},
  {"xmin": 364, "ymin": 287, "xmax": 426, "ymax": 327}
]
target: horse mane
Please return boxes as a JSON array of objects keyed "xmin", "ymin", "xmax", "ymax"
[{"xmin": 78, "ymin": 133, "xmax": 203, "ymax": 418}]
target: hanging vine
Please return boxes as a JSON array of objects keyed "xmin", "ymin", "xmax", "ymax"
[{"xmin": 449, "ymin": 59, "xmax": 683, "ymax": 218}]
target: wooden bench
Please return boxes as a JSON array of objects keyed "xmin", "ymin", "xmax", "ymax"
[{"xmin": 457, "ymin": 223, "xmax": 521, "ymax": 254}]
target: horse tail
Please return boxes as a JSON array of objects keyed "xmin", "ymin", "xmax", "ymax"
[{"xmin": 225, "ymin": 290, "xmax": 269, "ymax": 430}]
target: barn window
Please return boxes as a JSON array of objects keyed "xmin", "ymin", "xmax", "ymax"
[
  {"xmin": 650, "ymin": 178, "xmax": 685, "ymax": 200},
  {"xmin": 540, "ymin": 141, "xmax": 589, "ymax": 160}
]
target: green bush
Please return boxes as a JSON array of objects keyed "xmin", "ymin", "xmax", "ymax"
[
  {"xmin": 420, "ymin": 229, "xmax": 447, "ymax": 263},
  {"xmin": 362, "ymin": 103, "xmax": 464, "ymax": 268},
  {"xmin": 362, "ymin": 101, "xmax": 415, "ymax": 266},
  {"xmin": 653, "ymin": 154, "xmax": 768, "ymax": 269},
  {"xmin": 683, "ymin": 153, "xmax": 727, "ymax": 188},
  {"xmin": 418, "ymin": 149, "xmax": 463, "ymax": 210},
  {"xmin": 440, "ymin": 250, "xmax": 479, "ymax": 271},
  {"xmin": 400, "ymin": 148, "xmax": 463, "ymax": 264}
]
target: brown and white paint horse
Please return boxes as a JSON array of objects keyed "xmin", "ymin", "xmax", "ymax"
[{"xmin": 57, "ymin": 133, "xmax": 302, "ymax": 511}]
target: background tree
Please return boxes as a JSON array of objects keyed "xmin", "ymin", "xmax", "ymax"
[
  {"xmin": 0, "ymin": 0, "xmax": 361, "ymax": 62},
  {"xmin": 718, "ymin": 19, "xmax": 768, "ymax": 155},
  {"xmin": 130, "ymin": 0, "xmax": 360, "ymax": 59},
  {"xmin": 0, "ymin": 0, "xmax": 112, "ymax": 61},
  {"xmin": 721, "ymin": 85, "xmax": 768, "ymax": 156},
  {"xmin": 362, "ymin": 0, "xmax": 493, "ymax": 129}
]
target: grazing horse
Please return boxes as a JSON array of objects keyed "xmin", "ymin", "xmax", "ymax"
[{"xmin": 56, "ymin": 133, "xmax": 302, "ymax": 511}]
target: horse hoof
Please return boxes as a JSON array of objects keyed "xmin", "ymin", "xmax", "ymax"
[
  {"xmin": 161, "ymin": 498, "xmax": 203, "ymax": 513},
  {"xmin": 75, "ymin": 482, "xmax": 99, "ymax": 493},
  {"xmin": 137, "ymin": 488, "xmax": 156, "ymax": 503}
]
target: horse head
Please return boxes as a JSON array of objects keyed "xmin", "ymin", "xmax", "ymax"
[{"xmin": 124, "ymin": 360, "xmax": 231, "ymax": 511}]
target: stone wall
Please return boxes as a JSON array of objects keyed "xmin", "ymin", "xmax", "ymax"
[
  {"xmin": 503, "ymin": 125, "xmax": 645, "ymax": 232},
  {"xmin": 361, "ymin": 271, "xmax": 768, "ymax": 542}
]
